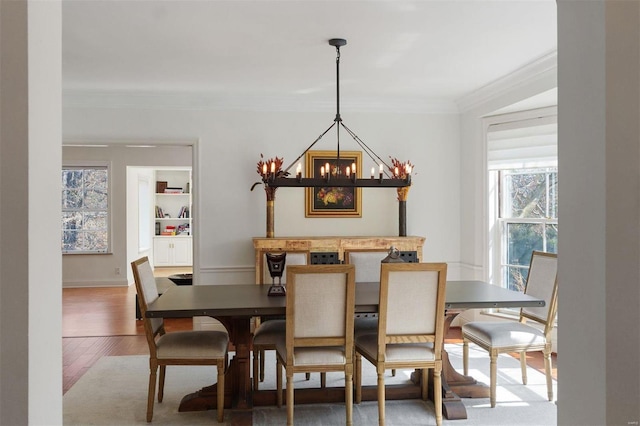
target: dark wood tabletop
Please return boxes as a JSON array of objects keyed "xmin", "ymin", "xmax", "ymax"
[{"xmin": 145, "ymin": 280, "xmax": 544, "ymax": 318}]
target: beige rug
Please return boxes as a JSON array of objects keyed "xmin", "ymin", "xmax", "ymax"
[{"xmin": 63, "ymin": 344, "xmax": 557, "ymax": 425}]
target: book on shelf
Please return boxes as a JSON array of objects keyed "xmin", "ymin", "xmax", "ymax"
[
  {"xmin": 177, "ymin": 206, "xmax": 190, "ymax": 218},
  {"xmin": 164, "ymin": 187, "xmax": 183, "ymax": 194},
  {"xmin": 155, "ymin": 206, "xmax": 164, "ymax": 218}
]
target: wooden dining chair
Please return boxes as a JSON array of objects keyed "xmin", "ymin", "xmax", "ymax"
[
  {"xmin": 462, "ymin": 251, "xmax": 558, "ymax": 408},
  {"xmin": 346, "ymin": 249, "xmax": 418, "ymax": 377},
  {"xmin": 275, "ymin": 264, "xmax": 356, "ymax": 426},
  {"xmin": 132, "ymin": 257, "xmax": 229, "ymax": 423},
  {"xmin": 354, "ymin": 262, "xmax": 447, "ymax": 426},
  {"xmin": 253, "ymin": 251, "xmax": 308, "ymax": 390}
]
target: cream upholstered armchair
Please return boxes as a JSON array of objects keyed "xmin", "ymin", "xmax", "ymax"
[
  {"xmin": 462, "ymin": 251, "xmax": 558, "ymax": 408},
  {"xmin": 275, "ymin": 264, "xmax": 356, "ymax": 426},
  {"xmin": 131, "ymin": 257, "xmax": 229, "ymax": 423},
  {"xmin": 354, "ymin": 262, "xmax": 447, "ymax": 426}
]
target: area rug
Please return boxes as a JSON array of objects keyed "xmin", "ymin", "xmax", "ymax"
[{"xmin": 63, "ymin": 344, "xmax": 556, "ymax": 425}]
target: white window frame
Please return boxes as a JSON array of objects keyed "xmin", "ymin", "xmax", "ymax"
[
  {"xmin": 486, "ymin": 107, "xmax": 557, "ymax": 301},
  {"xmin": 62, "ymin": 161, "xmax": 112, "ymax": 254}
]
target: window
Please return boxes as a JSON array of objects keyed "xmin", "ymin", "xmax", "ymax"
[
  {"xmin": 498, "ymin": 168, "xmax": 557, "ymax": 291},
  {"xmin": 486, "ymin": 107, "xmax": 557, "ymax": 293},
  {"xmin": 62, "ymin": 165, "xmax": 109, "ymax": 253}
]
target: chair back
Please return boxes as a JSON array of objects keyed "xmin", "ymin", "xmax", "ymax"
[
  {"xmin": 285, "ymin": 264, "xmax": 356, "ymax": 363},
  {"xmin": 131, "ymin": 257, "xmax": 163, "ymax": 354},
  {"xmin": 262, "ymin": 252, "xmax": 308, "ymax": 284},
  {"xmin": 346, "ymin": 251, "xmax": 389, "ymax": 283},
  {"xmin": 377, "ymin": 263, "xmax": 448, "ymax": 359},
  {"xmin": 520, "ymin": 251, "xmax": 558, "ymax": 334}
]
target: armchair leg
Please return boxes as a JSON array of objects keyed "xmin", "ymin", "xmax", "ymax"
[
  {"xmin": 377, "ymin": 367, "xmax": 385, "ymax": 426},
  {"xmin": 434, "ymin": 363, "xmax": 442, "ymax": 426},
  {"xmin": 345, "ymin": 369, "xmax": 353, "ymax": 426},
  {"xmin": 463, "ymin": 339, "xmax": 469, "ymax": 376},
  {"xmin": 147, "ymin": 362, "xmax": 158, "ymax": 422},
  {"xmin": 286, "ymin": 371, "xmax": 294, "ymax": 426},
  {"xmin": 520, "ymin": 351, "xmax": 528, "ymax": 385},
  {"xmin": 355, "ymin": 353, "xmax": 362, "ymax": 404},
  {"xmin": 544, "ymin": 348, "xmax": 554, "ymax": 401},
  {"xmin": 490, "ymin": 353, "xmax": 497, "ymax": 408},
  {"xmin": 158, "ymin": 365, "xmax": 166, "ymax": 402}
]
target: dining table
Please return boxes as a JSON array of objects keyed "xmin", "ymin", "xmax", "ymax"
[{"xmin": 145, "ymin": 280, "xmax": 544, "ymax": 423}]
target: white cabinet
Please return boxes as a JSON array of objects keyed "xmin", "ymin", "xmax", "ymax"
[
  {"xmin": 154, "ymin": 169, "xmax": 193, "ymax": 266},
  {"xmin": 153, "ymin": 237, "xmax": 192, "ymax": 266}
]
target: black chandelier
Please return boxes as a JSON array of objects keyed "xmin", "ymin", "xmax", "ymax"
[{"xmin": 252, "ymin": 38, "xmax": 413, "ymax": 190}]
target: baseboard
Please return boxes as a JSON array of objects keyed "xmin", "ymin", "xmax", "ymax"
[{"xmin": 63, "ymin": 279, "xmax": 130, "ymax": 288}]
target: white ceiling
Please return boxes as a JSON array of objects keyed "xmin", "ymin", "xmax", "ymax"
[{"xmin": 62, "ymin": 0, "xmax": 557, "ymax": 111}]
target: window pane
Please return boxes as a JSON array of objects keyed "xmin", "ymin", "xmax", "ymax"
[
  {"xmin": 62, "ymin": 230, "xmax": 83, "ymax": 251},
  {"xmin": 84, "ymin": 231, "xmax": 108, "ymax": 252},
  {"xmin": 504, "ymin": 265, "xmax": 529, "ymax": 292},
  {"xmin": 62, "ymin": 189, "xmax": 83, "ymax": 209},
  {"xmin": 546, "ymin": 223, "xmax": 558, "ymax": 253},
  {"xmin": 84, "ymin": 212, "xmax": 107, "ymax": 230},
  {"xmin": 62, "ymin": 170, "xmax": 82, "ymax": 189},
  {"xmin": 504, "ymin": 170, "xmax": 548, "ymax": 218},
  {"xmin": 62, "ymin": 212, "xmax": 82, "ymax": 230},
  {"xmin": 84, "ymin": 189, "xmax": 108, "ymax": 209},
  {"xmin": 549, "ymin": 171, "xmax": 558, "ymax": 218},
  {"xmin": 507, "ymin": 222, "xmax": 543, "ymax": 266}
]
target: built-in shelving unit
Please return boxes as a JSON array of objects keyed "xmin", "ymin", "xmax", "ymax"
[{"xmin": 154, "ymin": 169, "xmax": 192, "ymax": 266}]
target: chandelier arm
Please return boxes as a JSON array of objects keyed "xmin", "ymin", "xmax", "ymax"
[
  {"xmin": 340, "ymin": 122, "xmax": 394, "ymax": 177},
  {"xmin": 281, "ymin": 121, "xmax": 337, "ymax": 173}
]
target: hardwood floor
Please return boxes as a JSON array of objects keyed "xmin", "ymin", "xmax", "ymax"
[
  {"xmin": 62, "ymin": 271, "xmax": 557, "ymax": 395},
  {"xmin": 63, "ymin": 267, "xmax": 192, "ymax": 394}
]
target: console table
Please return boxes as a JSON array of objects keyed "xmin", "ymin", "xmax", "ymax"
[{"xmin": 253, "ymin": 236, "xmax": 425, "ymax": 284}]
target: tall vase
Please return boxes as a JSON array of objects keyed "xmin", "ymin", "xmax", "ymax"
[
  {"xmin": 398, "ymin": 200, "xmax": 407, "ymax": 237},
  {"xmin": 396, "ymin": 186, "xmax": 410, "ymax": 237},
  {"xmin": 266, "ymin": 200, "xmax": 275, "ymax": 238},
  {"xmin": 265, "ymin": 187, "xmax": 277, "ymax": 238}
]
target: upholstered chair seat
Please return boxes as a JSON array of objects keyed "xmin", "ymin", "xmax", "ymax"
[
  {"xmin": 461, "ymin": 322, "xmax": 546, "ymax": 348},
  {"xmin": 155, "ymin": 331, "xmax": 229, "ymax": 359}
]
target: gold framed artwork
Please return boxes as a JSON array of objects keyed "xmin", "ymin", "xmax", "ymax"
[{"xmin": 305, "ymin": 150, "xmax": 362, "ymax": 218}]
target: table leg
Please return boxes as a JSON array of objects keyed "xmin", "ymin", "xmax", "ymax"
[
  {"xmin": 413, "ymin": 311, "xmax": 490, "ymax": 420},
  {"xmin": 177, "ymin": 316, "xmax": 253, "ymax": 424}
]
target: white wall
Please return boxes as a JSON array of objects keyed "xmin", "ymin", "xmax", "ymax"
[
  {"xmin": 63, "ymin": 107, "xmax": 462, "ymax": 284},
  {"xmin": 63, "ymin": 145, "xmax": 191, "ymax": 287}
]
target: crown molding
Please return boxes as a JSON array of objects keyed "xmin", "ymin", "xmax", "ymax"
[
  {"xmin": 62, "ymin": 90, "xmax": 459, "ymax": 114},
  {"xmin": 456, "ymin": 50, "xmax": 558, "ymax": 113}
]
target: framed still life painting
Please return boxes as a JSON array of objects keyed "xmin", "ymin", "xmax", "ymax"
[{"xmin": 305, "ymin": 150, "xmax": 362, "ymax": 218}]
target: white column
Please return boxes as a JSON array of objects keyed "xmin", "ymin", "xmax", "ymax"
[
  {"xmin": 558, "ymin": 1, "xmax": 640, "ymax": 425},
  {"xmin": 0, "ymin": 0, "xmax": 62, "ymax": 424}
]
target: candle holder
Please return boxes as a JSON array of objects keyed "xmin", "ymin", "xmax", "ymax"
[{"xmin": 265, "ymin": 252, "xmax": 287, "ymax": 296}]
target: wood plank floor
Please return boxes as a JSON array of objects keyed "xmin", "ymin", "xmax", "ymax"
[{"xmin": 62, "ymin": 270, "xmax": 557, "ymax": 394}]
